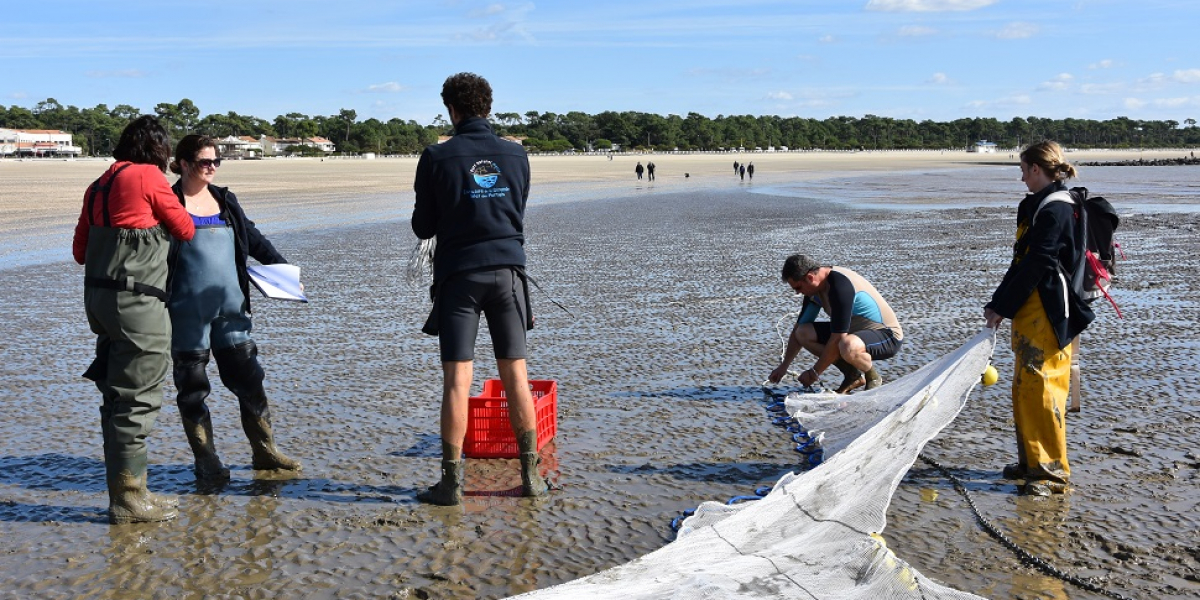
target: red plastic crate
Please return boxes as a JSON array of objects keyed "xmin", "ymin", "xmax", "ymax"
[{"xmin": 463, "ymin": 379, "xmax": 557, "ymax": 458}]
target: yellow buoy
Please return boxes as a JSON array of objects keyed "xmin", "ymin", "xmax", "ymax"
[{"xmin": 981, "ymin": 365, "xmax": 999, "ymax": 386}]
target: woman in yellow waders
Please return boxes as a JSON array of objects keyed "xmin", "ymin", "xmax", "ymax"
[{"xmin": 984, "ymin": 140, "xmax": 1094, "ymax": 496}]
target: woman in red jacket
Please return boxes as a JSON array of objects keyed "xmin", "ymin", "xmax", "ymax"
[{"xmin": 74, "ymin": 115, "xmax": 195, "ymax": 524}]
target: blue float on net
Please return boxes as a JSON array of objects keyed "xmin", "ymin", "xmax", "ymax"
[{"xmin": 772, "ymin": 415, "xmax": 796, "ymax": 427}]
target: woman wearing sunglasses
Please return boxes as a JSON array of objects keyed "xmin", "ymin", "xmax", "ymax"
[{"xmin": 166, "ymin": 134, "xmax": 302, "ymax": 482}]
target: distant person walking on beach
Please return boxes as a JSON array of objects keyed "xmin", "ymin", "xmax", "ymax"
[
  {"xmin": 768, "ymin": 254, "xmax": 903, "ymax": 394},
  {"xmin": 635, "ymin": 162, "xmax": 644, "ymax": 180},
  {"xmin": 747, "ymin": 163, "xmax": 754, "ymax": 180},
  {"xmin": 647, "ymin": 161, "xmax": 656, "ymax": 181},
  {"xmin": 73, "ymin": 115, "xmax": 195, "ymax": 524},
  {"xmin": 412, "ymin": 72, "xmax": 549, "ymax": 505},
  {"xmin": 739, "ymin": 165, "xmax": 746, "ymax": 181},
  {"xmin": 984, "ymin": 140, "xmax": 1093, "ymax": 497},
  {"xmin": 166, "ymin": 134, "xmax": 302, "ymax": 483},
  {"xmin": 733, "ymin": 160, "xmax": 739, "ymax": 174}
]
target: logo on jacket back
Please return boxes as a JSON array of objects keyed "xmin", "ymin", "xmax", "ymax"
[{"xmin": 471, "ymin": 160, "xmax": 501, "ymax": 189}]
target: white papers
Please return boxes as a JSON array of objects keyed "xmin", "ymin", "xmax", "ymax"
[{"xmin": 246, "ymin": 264, "xmax": 307, "ymax": 302}]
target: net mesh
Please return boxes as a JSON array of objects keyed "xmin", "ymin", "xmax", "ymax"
[{"xmin": 514, "ymin": 329, "xmax": 997, "ymax": 600}]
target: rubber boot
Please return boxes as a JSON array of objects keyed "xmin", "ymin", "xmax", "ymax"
[
  {"xmin": 181, "ymin": 414, "xmax": 230, "ymax": 481},
  {"xmin": 106, "ymin": 452, "xmax": 178, "ymax": 525},
  {"xmin": 173, "ymin": 349, "xmax": 230, "ymax": 481},
  {"xmin": 517, "ymin": 430, "xmax": 549, "ymax": 497},
  {"xmin": 241, "ymin": 413, "xmax": 303, "ymax": 471},
  {"xmin": 833, "ymin": 359, "xmax": 865, "ymax": 394},
  {"xmin": 864, "ymin": 367, "xmax": 883, "ymax": 390},
  {"xmin": 214, "ymin": 341, "xmax": 302, "ymax": 471},
  {"xmin": 417, "ymin": 459, "xmax": 464, "ymax": 506}
]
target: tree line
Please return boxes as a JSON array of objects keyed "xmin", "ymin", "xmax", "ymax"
[{"xmin": 4, "ymin": 98, "xmax": 1199, "ymax": 156}]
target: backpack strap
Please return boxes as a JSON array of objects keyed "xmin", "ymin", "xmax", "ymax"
[
  {"xmin": 82, "ymin": 163, "xmax": 169, "ymax": 302},
  {"xmin": 1031, "ymin": 190, "xmax": 1074, "ymax": 224}
]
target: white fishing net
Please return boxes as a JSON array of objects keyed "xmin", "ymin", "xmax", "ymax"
[
  {"xmin": 406, "ymin": 237, "xmax": 436, "ymax": 290},
  {"xmin": 514, "ymin": 328, "xmax": 997, "ymax": 600}
]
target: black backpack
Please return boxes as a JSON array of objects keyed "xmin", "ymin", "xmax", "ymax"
[
  {"xmin": 1033, "ymin": 187, "xmax": 1122, "ymax": 317},
  {"xmin": 1069, "ymin": 187, "xmax": 1122, "ymax": 316}
]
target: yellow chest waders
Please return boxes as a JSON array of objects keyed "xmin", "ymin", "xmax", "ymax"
[{"xmin": 1010, "ymin": 222, "xmax": 1072, "ymax": 483}]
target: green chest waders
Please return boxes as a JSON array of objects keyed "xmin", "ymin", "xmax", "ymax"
[{"xmin": 81, "ymin": 165, "xmax": 178, "ymax": 523}]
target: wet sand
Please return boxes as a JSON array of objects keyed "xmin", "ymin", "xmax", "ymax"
[{"xmin": 0, "ymin": 152, "xmax": 1197, "ymax": 599}]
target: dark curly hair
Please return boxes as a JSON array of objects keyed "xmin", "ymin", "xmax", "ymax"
[
  {"xmin": 441, "ymin": 72, "xmax": 493, "ymax": 120},
  {"xmin": 112, "ymin": 115, "xmax": 172, "ymax": 172},
  {"xmin": 169, "ymin": 134, "xmax": 218, "ymax": 175}
]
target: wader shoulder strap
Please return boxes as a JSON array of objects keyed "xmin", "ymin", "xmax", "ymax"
[
  {"xmin": 84, "ymin": 275, "xmax": 169, "ymax": 301},
  {"xmin": 84, "ymin": 164, "xmax": 168, "ymax": 302},
  {"xmin": 86, "ymin": 163, "xmax": 135, "ymax": 227}
]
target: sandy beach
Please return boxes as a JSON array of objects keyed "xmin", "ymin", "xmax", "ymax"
[{"xmin": 0, "ymin": 149, "xmax": 1197, "ymax": 599}]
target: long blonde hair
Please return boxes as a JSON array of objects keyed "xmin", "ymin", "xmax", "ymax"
[{"xmin": 1020, "ymin": 140, "xmax": 1078, "ymax": 181}]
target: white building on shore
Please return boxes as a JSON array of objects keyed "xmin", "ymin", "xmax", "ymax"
[
  {"xmin": 0, "ymin": 128, "xmax": 83, "ymax": 157},
  {"xmin": 969, "ymin": 140, "xmax": 999, "ymax": 153}
]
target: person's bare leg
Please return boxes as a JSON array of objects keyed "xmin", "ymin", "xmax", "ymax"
[
  {"xmin": 417, "ymin": 360, "xmax": 472, "ymax": 505},
  {"xmin": 499, "ymin": 358, "xmax": 548, "ymax": 496},
  {"xmin": 838, "ymin": 336, "xmax": 881, "ymax": 390}
]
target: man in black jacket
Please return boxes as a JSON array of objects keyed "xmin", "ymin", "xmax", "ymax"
[{"xmin": 411, "ymin": 72, "xmax": 548, "ymax": 505}]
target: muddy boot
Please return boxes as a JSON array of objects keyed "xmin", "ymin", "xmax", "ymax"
[
  {"xmin": 517, "ymin": 430, "xmax": 549, "ymax": 496},
  {"xmin": 417, "ymin": 459, "xmax": 464, "ymax": 506},
  {"xmin": 241, "ymin": 413, "xmax": 302, "ymax": 471},
  {"xmin": 181, "ymin": 415, "xmax": 230, "ymax": 481},
  {"xmin": 833, "ymin": 359, "xmax": 865, "ymax": 394},
  {"xmin": 864, "ymin": 367, "xmax": 883, "ymax": 390},
  {"xmin": 173, "ymin": 349, "xmax": 228, "ymax": 481},
  {"xmin": 1023, "ymin": 479, "xmax": 1069, "ymax": 496},
  {"xmin": 215, "ymin": 341, "xmax": 302, "ymax": 472},
  {"xmin": 1002, "ymin": 463, "xmax": 1028, "ymax": 480},
  {"xmin": 107, "ymin": 453, "xmax": 178, "ymax": 525}
]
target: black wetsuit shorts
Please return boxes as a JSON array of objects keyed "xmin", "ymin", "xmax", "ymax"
[
  {"xmin": 811, "ymin": 322, "xmax": 903, "ymax": 361},
  {"xmin": 437, "ymin": 267, "xmax": 528, "ymax": 362}
]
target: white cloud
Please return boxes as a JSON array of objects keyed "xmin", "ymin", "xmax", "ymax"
[
  {"xmin": 1088, "ymin": 59, "xmax": 1114, "ymax": 70},
  {"xmin": 1123, "ymin": 98, "xmax": 1146, "ymax": 109},
  {"xmin": 1080, "ymin": 82, "xmax": 1125, "ymax": 95},
  {"xmin": 1153, "ymin": 97, "xmax": 1196, "ymax": 108},
  {"xmin": 995, "ymin": 22, "xmax": 1038, "ymax": 40},
  {"xmin": 866, "ymin": 0, "xmax": 996, "ymax": 11},
  {"xmin": 364, "ymin": 82, "xmax": 405, "ymax": 93},
  {"xmin": 766, "ymin": 91, "xmax": 794, "ymax": 101},
  {"xmin": 86, "ymin": 69, "xmax": 147, "ymax": 79},
  {"xmin": 467, "ymin": 3, "xmax": 507, "ymax": 18},
  {"xmin": 1038, "ymin": 73, "xmax": 1073, "ymax": 91},
  {"xmin": 966, "ymin": 94, "xmax": 1031, "ymax": 109},
  {"xmin": 927, "ymin": 72, "xmax": 951, "ymax": 85},
  {"xmin": 818, "ymin": 35, "xmax": 836, "ymax": 43},
  {"xmin": 1173, "ymin": 69, "xmax": 1200, "ymax": 83},
  {"xmin": 897, "ymin": 25, "xmax": 938, "ymax": 37},
  {"xmin": 1139, "ymin": 72, "xmax": 1170, "ymax": 87}
]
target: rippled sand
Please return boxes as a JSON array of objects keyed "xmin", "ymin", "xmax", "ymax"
[{"xmin": 0, "ymin": 152, "xmax": 1196, "ymax": 599}]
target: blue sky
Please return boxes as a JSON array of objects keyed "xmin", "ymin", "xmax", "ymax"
[{"xmin": 4, "ymin": 0, "xmax": 1199, "ymax": 125}]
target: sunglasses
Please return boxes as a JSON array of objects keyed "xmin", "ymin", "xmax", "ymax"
[{"xmin": 193, "ymin": 158, "xmax": 222, "ymax": 168}]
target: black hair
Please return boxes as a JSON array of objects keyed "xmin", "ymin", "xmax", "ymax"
[
  {"xmin": 781, "ymin": 254, "xmax": 823, "ymax": 282},
  {"xmin": 112, "ymin": 115, "xmax": 172, "ymax": 172}
]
